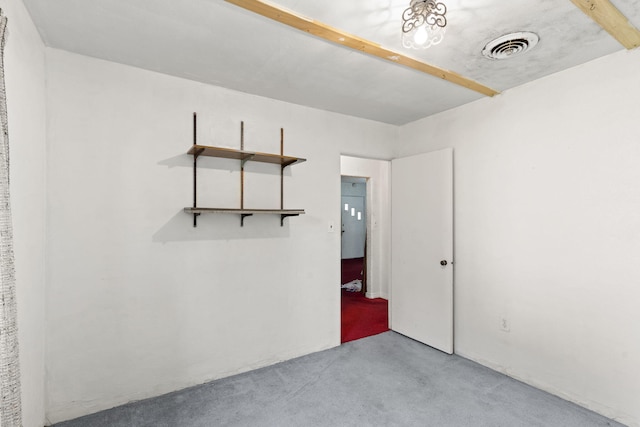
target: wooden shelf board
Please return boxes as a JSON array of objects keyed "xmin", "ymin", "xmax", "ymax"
[
  {"xmin": 185, "ymin": 207, "xmax": 305, "ymax": 215},
  {"xmin": 188, "ymin": 144, "xmax": 306, "ymax": 166}
]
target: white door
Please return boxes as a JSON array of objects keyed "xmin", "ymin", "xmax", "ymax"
[
  {"xmin": 391, "ymin": 148, "xmax": 453, "ymax": 354},
  {"xmin": 341, "ymin": 195, "xmax": 366, "ymax": 259}
]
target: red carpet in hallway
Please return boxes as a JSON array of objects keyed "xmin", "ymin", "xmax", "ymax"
[
  {"xmin": 341, "ymin": 290, "xmax": 389, "ymax": 343},
  {"xmin": 341, "ymin": 257, "xmax": 364, "ymax": 285}
]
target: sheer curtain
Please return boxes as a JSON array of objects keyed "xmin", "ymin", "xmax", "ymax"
[{"xmin": 0, "ymin": 9, "xmax": 23, "ymax": 427}]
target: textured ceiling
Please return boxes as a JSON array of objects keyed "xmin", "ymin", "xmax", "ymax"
[{"xmin": 21, "ymin": 0, "xmax": 639, "ymax": 124}]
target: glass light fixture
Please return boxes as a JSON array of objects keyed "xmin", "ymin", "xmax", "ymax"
[
  {"xmin": 402, "ymin": 0, "xmax": 447, "ymax": 49},
  {"xmin": 351, "ymin": 208, "xmax": 355, "ymax": 216},
  {"xmin": 344, "ymin": 203, "xmax": 349, "ymax": 211}
]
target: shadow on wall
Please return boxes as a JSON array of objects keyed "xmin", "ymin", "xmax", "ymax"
[
  {"xmin": 157, "ymin": 154, "xmax": 193, "ymax": 169},
  {"xmin": 154, "ymin": 154, "xmax": 296, "ymax": 242},
  {"xmin": 152, "ymin": 210, "xmax": 294, "ymax": 242},
  {"xmin": 158, "ymin": 154, "xmax": 288, "ymax": 176}
]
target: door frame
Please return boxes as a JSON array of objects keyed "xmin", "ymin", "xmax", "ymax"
[
  {"xmin": 341, "ymin": 177, "xmax": 370, "ymax": 293},
  {"xmin": 340, "ymin": 155, "xmax": 392, "ymax": 300}
]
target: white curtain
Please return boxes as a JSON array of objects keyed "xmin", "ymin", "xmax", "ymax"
[{"xmin": 0, "ymin": 9, "xmax": 23, "ymax": 427}]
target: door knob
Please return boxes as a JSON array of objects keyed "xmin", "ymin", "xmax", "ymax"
[{"xmin": 440, "ymin": 260, "xmax": 448, "ymax": 266}]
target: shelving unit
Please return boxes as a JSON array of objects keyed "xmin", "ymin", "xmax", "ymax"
[{"xmin": 186, "ymin": 113, "xmax": 306, "ymax": 227}]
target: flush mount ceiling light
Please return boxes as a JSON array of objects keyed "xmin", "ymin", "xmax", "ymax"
[
  {"xmin": 402, "ymin": 0, "xmax": 447, "ymax": 49},
  {"xmin": 482, "ymin": 32, "xmax": 540, "ymax": 60}
]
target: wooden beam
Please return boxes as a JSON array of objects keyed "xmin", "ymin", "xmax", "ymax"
[
  {"xmin": 224, "ymin": 0, "xmax": 499, "ymax": 97},
  {"xmin": 570, "ymin": 0, "xmax": 640, "ymax": 49}
]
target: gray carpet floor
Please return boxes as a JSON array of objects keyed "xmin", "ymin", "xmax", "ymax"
[{"xmin": 54, "ymin": 331, "xmax": 625, "ymax": 426}]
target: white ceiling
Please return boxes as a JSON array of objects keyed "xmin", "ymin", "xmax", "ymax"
[{"xmin": 21, "ymin": 0, "xmax": 640, "ymax": 125}]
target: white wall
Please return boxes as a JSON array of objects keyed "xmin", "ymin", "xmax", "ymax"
[
  {"xmin": 44, "ymin": 48, "xmax": 396, "ymax": 423},
  {"xmin": 398, "ymin": 49, "xmax": 640, "ymax": 427},
  {"xmin": 341, "ymin": 156, "xmax": 391, "ymax": 299},
  {"xmin": 1, "ymin": 1, "xmax": 47, "ymax": 426}
]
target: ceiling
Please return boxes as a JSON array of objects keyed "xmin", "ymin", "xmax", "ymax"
[{"xmin": 21, "ymin": 0, "xmax": 640, "ymax": 125}]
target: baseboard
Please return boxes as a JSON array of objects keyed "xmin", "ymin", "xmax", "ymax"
[
  {"xmin": 366, "ymin": 292, "xmax": 383, "ymax": 299},
  {"xmin": 455, "ymin": 350, "xmax": 636, "ymax": 427},
  {"xmin": 45, "ymin": 340, "xmax": 339, "ymax": 424}
]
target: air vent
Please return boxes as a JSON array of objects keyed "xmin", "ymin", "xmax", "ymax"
[{"xmin": 482, "ymin": 32, "xmax": 539, "ymax": 60}]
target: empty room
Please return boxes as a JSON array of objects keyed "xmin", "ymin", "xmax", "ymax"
[{"xmin": 2, "ymin": 0, "xmax": 639, "ymax": 426}]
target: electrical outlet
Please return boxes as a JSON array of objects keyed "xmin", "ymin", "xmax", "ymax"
[
  {"xmin": 500, "ymin": 317, "xmax": 510, "ymax": 332},
  {"xmin": 328, "ymin": 221, "xmax": 335, "ymax": 233}
]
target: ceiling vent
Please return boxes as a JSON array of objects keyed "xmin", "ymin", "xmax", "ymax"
[{"xmin": 482, "ymin": 32, "xmax": 539, "ymax": 60}]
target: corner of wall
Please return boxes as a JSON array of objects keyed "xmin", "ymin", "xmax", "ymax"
[{"xmin": 2, "ymin": 0, "xmax": 48, "ymax": 425}]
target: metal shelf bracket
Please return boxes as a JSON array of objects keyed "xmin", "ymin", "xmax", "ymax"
[
  {"xmin": 241, "ymin": 213, "xmax": 253, "ymax": 227},
  {"xmin": 280, "ymin": 213, "xmax": 299, "ymax": 227}
]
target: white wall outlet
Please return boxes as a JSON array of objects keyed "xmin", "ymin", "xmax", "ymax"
[
  {"xmin": 328, "ymin": 221, "xmax": 335, "ymax": 233},
  {"xmin": 500, "ymin": 317, "xmax": 510, "ymax": 332}
]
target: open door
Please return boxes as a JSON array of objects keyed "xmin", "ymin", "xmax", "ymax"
[{"xmin": 391, "ymin": 148, "xmax": 453, "ymax": 354}]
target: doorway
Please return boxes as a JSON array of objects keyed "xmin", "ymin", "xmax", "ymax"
[
  {"xmin": 339, "ymin": 151, "xmax": 453, "ymax": 352},
  {"xmin": 341, "ymin": 177, "xmax": 366, "ymax": 291},
  {"xmin": 340, "ymin": 175, "xmax": 388, "ymax": 343}
]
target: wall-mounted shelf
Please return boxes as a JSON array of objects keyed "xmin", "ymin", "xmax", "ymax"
[
  {"xmin": 187, "ymin": 145, "xmax": 305, "ymax": 167},
  {"xmin": 186, "ymin": 113, "xmax": 305, "ymax": 227},
  {"xmin": 184, "ymin": 208, "xmax": 305, "ymax": 226}
]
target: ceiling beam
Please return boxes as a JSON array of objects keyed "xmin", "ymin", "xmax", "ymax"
[
  {"xmin": 224, "ymin": 0, "xmax": 499, "ymax": 97},
  {"xmin": 570, "ymin": 0, "xmax": 640, "ymax": 49}
]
